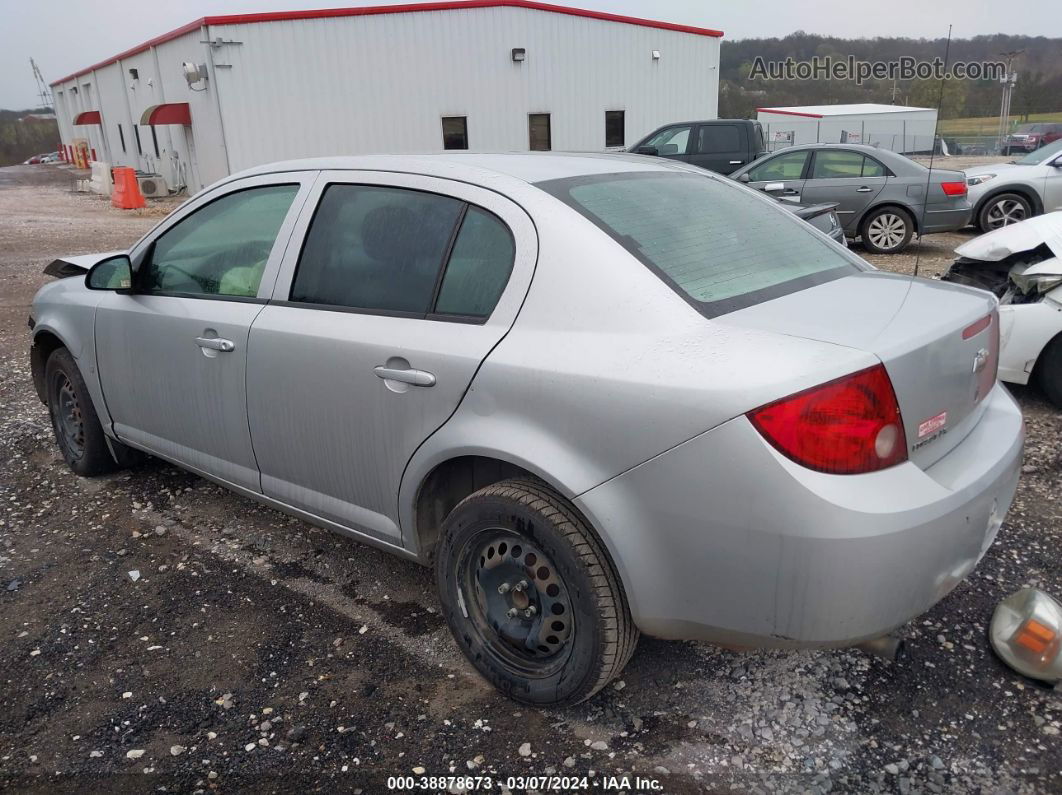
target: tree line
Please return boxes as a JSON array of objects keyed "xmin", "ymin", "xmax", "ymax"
[
  {"xmin": 719, "ymin": 33, "xmax": 1062, "ymax": 121},
  {"xmin": 0, "ymin": 108, "xmax": 60, "ymax": 167}
]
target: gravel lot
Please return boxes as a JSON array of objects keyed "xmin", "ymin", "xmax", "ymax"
[{"xmin": 1, "ymin": 164, "xmax": 1059, "ymax": 793}]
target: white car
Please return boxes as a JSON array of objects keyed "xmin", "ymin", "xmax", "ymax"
[
  {"xmin": 965, "ymin": 140, "xmax": 1062, "ymax": 232},
  {"xmin": 944, "ymin": 212, "xmax": 1062, "ymax": 405}
]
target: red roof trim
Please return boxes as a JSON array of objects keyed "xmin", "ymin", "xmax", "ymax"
[
  {"xmin": 756, "ymin": 108, "xmax": 824, "ymax": 119},
  {"xmin": 73, "ymin": 110, "xmax": 102, "ymax": 125},
  {"xmin": 52, "ymin": 1, "xmax": 722, "ymax": 85}
]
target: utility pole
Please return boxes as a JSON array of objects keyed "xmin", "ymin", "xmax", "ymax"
[
  {"xmin": 30, "ymin": 58, "xmax": 52, "ymax": 109},
  {"xmin": 996, "ymin": 50, "xmax": 1022, "ymax": 153}
]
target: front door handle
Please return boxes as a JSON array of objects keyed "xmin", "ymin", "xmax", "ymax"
[
  {"xmin": 856, "ymin": 186, "xmax": 874, "ymax": 193},
  {"xmin": 729, "ymin": 160, "xmax": 743, "ymax": 165},
  {"xmin": 781, "ymin": 188, "xmax": 800, "ymax": 196},
  {"xmin": 195, "ymin": 336, "xmax": 235, "ymax": 352},
  {"xmin": 373, "ymin": 366, "xmax": 436, "ymax": 387}
]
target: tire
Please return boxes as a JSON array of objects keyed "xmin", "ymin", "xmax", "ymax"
[
  {"xmin": 1036, "ymin": 334, "xmax": 1062, "ymax": 409},
  {"xmin": 435, "ymin": 479, "xmax": 638, "ymax": 707},
  {"xmin": 978, "ymin": 192, "xmax": 1033, "ymax": 232},
  {"xmin": 45, "ymin": 348, "xmax": 121, "ymax": 476},
  {"xmin": 860, "ymin": 206, "xmax": 914, "ymax": 254}
]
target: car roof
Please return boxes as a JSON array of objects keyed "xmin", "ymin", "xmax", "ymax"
[{"xmin": 226, "ymin": 152, "xmax": 691, "ymax": 188}]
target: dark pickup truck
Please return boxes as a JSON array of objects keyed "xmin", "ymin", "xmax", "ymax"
[{"xmin": 630, "ymin": 119, "xmax": 767, "ymax": 175}]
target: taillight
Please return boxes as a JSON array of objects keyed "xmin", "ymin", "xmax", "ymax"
[
  {"xmin": 940, "ymin": 181, "xmax": 967, "ymax": 197},
  {"xmin": 747, "ymin": 364, "xmax": 907, "ymax": 475}
]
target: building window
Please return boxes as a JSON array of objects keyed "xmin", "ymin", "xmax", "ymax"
[
  {"xmin": 133, "ymin": 125, "xmax": 143, "ymax": 155},
  {"xmin": 529, "ymin": 113, "xmax": 551, "ymax": 151},
  {"xmin": 605, "ymin": 110, "xmax": 625, "ymax": 148},
  {"xmin": 442, "ymin": 116, "xmax": 468, "ymax": 150},
  {"xmin": 117, "ymin": 124, "xmax": 126, "ymax": 154},
  {"xmin": 151, "ymin": 126, "xmax": 160, "ymax": 158},
  {"xmin": 129, "ymin": 68, "xmax": 139, "ymax": 80}
]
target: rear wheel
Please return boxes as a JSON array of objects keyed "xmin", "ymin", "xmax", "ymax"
[
  {"xmin": 978, "ymin": 192, "xmax": 1032, "ymax": 232},
  {"xmin": 45, "ymin": 348, "xmax": 123, "ymax": 476},
  {"xmin": 435, "ymin": 479, "xmax": 637, "ymax": 707},
  {"xmin": 1036, "ymin": 334, "xmax": 1062, "ymax": 408},
  {"xmin": 860, "ymin": 207, "xmax": 914, "ymax": 254}
]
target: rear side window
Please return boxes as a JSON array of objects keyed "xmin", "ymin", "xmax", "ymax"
[
  {"xmin": 540, "ymin": 172, "xmax": 861, "ymax": 318},
  {"xmin": 291, "ymin": 185, "xmax": 463, "ymax": 314},
  {"xmin": 435, "ymin": 207, "xmax": 514, "ymax": 317},
  {"xmin": 696, "ymin": 125, "xmax": 741, "ymax": 153},
  {"xmin": 291, "ymin": 185, "xmax": 514, "ymax": 320},
  {"xmin": 811, "ymin": 150, "xmax": 867, "ymax": 179}
]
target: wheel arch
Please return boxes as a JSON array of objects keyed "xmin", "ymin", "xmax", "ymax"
[
  {"xmin": 974, "ymin": 185, "xmax": 1044, "ymax": 221},
  {"xmin": 860, "ymin": 201, "xmax": 919, "ymax": 233},
  {"xmin": 30, "ymin": 327, "xmax": 72, "ymax": 404}
]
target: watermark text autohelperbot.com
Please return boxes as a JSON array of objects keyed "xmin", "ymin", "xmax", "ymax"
[{"xmin": 749, "ymin": 56, "xmax": 1006, "ymax": 83}]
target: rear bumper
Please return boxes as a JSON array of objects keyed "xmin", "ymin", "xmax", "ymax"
[
  {"xmin": 922, "ymin": 205, "xmax": 972, "ymax": 234},
  {"xmin": 576, "ymin": 383, "xmax": 1024, "ymax": 647}
]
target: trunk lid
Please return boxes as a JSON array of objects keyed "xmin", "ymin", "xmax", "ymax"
[{"xmin": 718, "ymin": 271, "xmax": 999, "ymax": 469}]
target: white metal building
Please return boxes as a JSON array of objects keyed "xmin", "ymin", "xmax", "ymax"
[
  {"xmin": 50, "ymin": 0, "xmax": 722, "ymax": 193},
  {"xmin": 756, "ymin": 104, "xmax": 938, "ymax": 154}
]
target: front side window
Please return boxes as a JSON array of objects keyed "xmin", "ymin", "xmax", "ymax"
[
  {"xmin": 142, "ymin": 184, "xmax": 298, "ymax": 297},
  {"xmin": 442, "ymin": 116, "xmax": 468, "ymax": 150},
  {"xmin": 810, "ymin": 150, "xmax": 867, "ymax": 179},
  {"xmin": 605, "ymin": 110, "xmax": 625, "ymax": 148},
  {"xmin": 747, "ymin": 150, "xmax": 808, "ymax": 182},
  {"xmin": 644, "ymin": 125, "xmax": 690, "ymax": 156},
  {"xmin": 541, "ymin": 171, "xmax": 862, "ymax": 318},
  {"xmin": 529, "ymin": 114, "xmax": 551, "ymax": 151}
]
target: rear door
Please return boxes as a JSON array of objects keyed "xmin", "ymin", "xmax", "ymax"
[
  {"xmin": 94, "ymin": 173, "xmax": 315, "ymax": 490},
  {"xmin": 246, "ymin": 171, "xmax": 537, "ymax": 545},
  {"xmin": 688, "ymin": 122, "xmax": 748, "ymax": 173},
  {"xmin": 799, "ymin": 150, "xmax": 888, "ymax": 233}
]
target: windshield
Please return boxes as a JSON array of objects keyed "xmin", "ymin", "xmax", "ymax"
[
  {"xmin": 1016, "ymin": 138, "xmax": 1062, "ymax": 165},
  {"xmin": 538, "ymin": 171, "xmax": 863, "ymax": 318},
  {"xmin": 1015, "ymin": 124, "xmax": 1045, "ymax": 133}
]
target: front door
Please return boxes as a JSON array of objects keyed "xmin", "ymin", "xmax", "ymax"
[
  {"xmin": 246, "ymin": 171, "xmax": 537, "ymax": 545},
  {"xmin": 743, "ymin": 148, "xmax": 811, "ymax": 202},
  {"xmin": 94, "ymin": 175, "xmax": 313, "ymax": 490},
  {"xmin": 800, "ymin": 150, "xmax": 888, "ymax": 234}
]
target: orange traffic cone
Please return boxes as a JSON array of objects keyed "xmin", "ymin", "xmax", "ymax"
[{"xmin": 111, "ymin": 167, "xmax": 146, "ymax": 210}]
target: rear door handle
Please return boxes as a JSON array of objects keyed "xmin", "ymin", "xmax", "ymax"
[
  {"xmin": 856, "ymin": 186, "xmax": 874, "ymax": 193},
  {"xmin": 195, "ymin": 336, "xmax": 235, "ymax": 352},
  {"xmin": 373, "ymin": 366, "xmax": 436, "ymax": 387},
  {"xmin": 729, "ymin": 160, "xmax": 743, "ymax": 165}
]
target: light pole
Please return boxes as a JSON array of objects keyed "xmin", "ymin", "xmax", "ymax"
[{"xmin": 997, "ymin": 50, "xmax": 1022, "ymax": 153}]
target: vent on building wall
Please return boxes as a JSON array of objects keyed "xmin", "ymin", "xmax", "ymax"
[
  {"xmin": 137, "ymin": 175, "xmax": 168, "ymax": 198},
  {"xmin": 182, "ymin": 62, "xmax": 208, "ymax": 86}
]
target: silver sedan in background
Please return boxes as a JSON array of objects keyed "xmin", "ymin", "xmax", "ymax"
[
  {"xmin": 29, "ymin": 154, "xmax": 1022, "ymax": 706},
  {"xmin": 730, "ymin": 143, "xmax": 971, "ymax": 253}
]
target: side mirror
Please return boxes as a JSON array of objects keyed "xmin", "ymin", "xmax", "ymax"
[
  {"xmin": 738, "ymin": 173, "xmax": 751, "ymax": 183},
  {"xmin": 86, "ymin": 255, "xmax": 133, "ymax": 291},
  {"xmin": 633, "ymin": 145, "xmax": 659, "ymax": 156}
]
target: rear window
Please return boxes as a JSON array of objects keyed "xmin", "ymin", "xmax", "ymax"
[{"xmin": 539, "ymin": 171, "xmax": 862, "ymax": 317}]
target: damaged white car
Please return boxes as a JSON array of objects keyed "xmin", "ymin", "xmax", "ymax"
[{"xmin": 944, "ymin": 211, "xmax": 1062, "ymax": 405}]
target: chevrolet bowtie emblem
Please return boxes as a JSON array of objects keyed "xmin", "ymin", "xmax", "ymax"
[{"xmin": 972, "ymin": 348, "xmax": 989, "ymax": 374}]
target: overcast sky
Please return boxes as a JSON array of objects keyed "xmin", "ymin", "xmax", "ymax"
[{"xmin": 3, "ymin": 0, "xmax": 1060, "ymax": 108}]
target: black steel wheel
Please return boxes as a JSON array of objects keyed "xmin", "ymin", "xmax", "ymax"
[
  {"xmin": 436, "ymin": 479, "xmax": 638, "ymax": 706},
  {"xmin": 45, "ymin": 348, "xmax": 121, "ymax": 476}
]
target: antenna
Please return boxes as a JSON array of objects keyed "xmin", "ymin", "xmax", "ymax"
[
  {"xmin": 30, "ymin": 58, "xmax": 52, "ymax": 109},
  {"xmin": 912, "ymin": 25, "xmax": 952, "ymax": 280}
]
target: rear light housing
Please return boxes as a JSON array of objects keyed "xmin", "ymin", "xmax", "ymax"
[
  {"xmin": 940, "ymin": 181, "xmax": 968, "ymax": 197},
  {"xmin": 747, "ymin": 364, "xmax": 907, "ymax": 475}
]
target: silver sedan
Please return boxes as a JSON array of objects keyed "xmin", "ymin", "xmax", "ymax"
[{"xmin": 29, "ymin": 154, "xmax": 1023, "ymax": 706}]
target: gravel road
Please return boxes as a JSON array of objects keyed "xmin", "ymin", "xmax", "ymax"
[{"xmin": 1, "ymin": 164, "xmax": 1059, "ymax": 793}]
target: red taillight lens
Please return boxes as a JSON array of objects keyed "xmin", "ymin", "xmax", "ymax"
[
  {"xmin": 747, "ymin": 364, "xmax": 908, "ymax": 475},
  {"xmin": 940, "ymin": 181, "xmax": 967, "ymax": 197}
]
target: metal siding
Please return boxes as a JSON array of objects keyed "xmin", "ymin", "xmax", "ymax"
[{"xmin": 211, "ymin": 5, "xmax": 718, "ymax": 171}]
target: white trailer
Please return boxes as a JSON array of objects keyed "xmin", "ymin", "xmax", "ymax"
[
  {"xmin": 756, "ymin": 104, "xmax": 938, "ymax": 154},
  {"xmin": 50, "ymin": 1, "xmax": 723, "ymax": 193}
]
